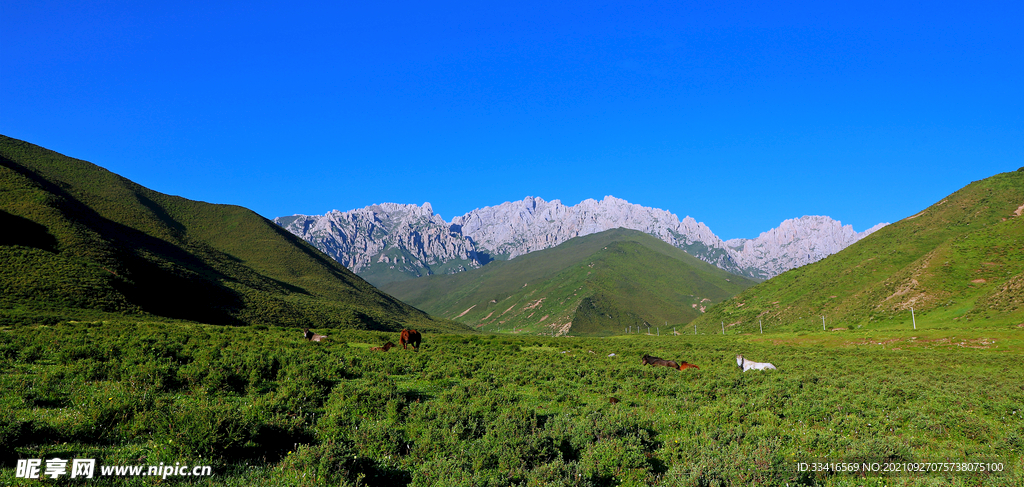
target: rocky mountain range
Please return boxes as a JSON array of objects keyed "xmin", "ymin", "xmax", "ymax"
[{"xmin": 274, "ymin": 196, "xmax": 886, "ymax": 286}]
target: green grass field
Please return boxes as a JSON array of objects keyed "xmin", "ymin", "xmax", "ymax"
[{"xmin": 3, "ymin": 319, "xmax": 1021, "ymax": 486}]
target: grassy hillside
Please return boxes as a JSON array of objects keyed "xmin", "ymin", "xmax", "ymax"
[
  {"xmin": 0, "ymin": 135, "xmax": 465, "ymax": 333},
  {"xmin": 383, "ymin": 229, "xmax": 757, "ymax": 336},
  {"xmin": 691, "ymin": 168, "xmax": 1024, "ymax": 333}
]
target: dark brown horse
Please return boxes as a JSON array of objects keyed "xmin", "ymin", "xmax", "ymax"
[
  {"xmin": 370, "ymin": 342, "xmax": 396, "ymax": 352},
  {"xmin": 641, "ymin": 354, "xmax": 698, "ymax": 371},
  {"xmin": 400, "ymin": 329, "xmax": 421, "ymax": 350},
  {"xmin": 302, "ymin": 328, "xmax": 327, "ymax": 342}
]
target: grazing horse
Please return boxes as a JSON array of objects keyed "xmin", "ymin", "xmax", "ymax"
[
  {"xmin": 400, "ymin": 329, "xmax": 421, "ymax": 350},
  {"xmin": 736, "ymin": 354, "xmax": 776, "ymax": 371},
  {"xmin": 302, "ymin": 328, "xmax": 327, "ymax": 342},
  {"xmin": 370, "ymin": 342, "xmax": 396, "ymax": 352},
  {"xmin": 641, "ymin": 354, "xmax": 699, "ymax": 371}
]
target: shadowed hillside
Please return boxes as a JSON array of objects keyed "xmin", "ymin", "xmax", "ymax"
[
  {"xmin": 691, "ymin": 168, "xmax": 1024, "ymax": 333},
  {"xmin": 383, "ymin": 229, "xmax": 757, "ymax": 336},
  {"xmin": 0, "ymin": 135, "xmax": 465, "ymax": 332}
]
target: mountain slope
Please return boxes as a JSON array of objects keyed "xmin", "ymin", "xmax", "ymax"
[
  {"xmin": 382, "ymin": 229, "xmax": 757, "ymax": 336},
  {"xmin": 277, "ymin": 197, "xmax": 884, "ymax": 287},
  {"xmin": 690, "ymin": 168, "xmax": 1024, "ymax": 332},
  {"xmin": 0, "ymin": 135, "xmax": 462, "ymax": 332}
]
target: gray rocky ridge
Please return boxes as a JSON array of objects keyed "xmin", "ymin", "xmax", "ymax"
[
  {"xmin": 273, "ymin": 203, "xmax": 487, "ymax": 282},
  {"xmin": 274, "ymin": 196, "xmax": 886, "ymax": 285},
  {"xmin": 724, "ymin": 216, "xmax": 888, "ymax": 278}
]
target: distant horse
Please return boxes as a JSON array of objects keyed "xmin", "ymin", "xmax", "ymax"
[
  {"xmin": 371, "ymin": 342, "xmax": 396, "ymax": 352},
  {"xmin": 400, "ymin": 329, "xmax": 422, "ymax": 350},
  {"xmin": 642, "ymin": 354, "xmax": 699, "ymax": 371},
  {"xmin": 736, "ymin": 354, "xmax": 776, "ymax": 371},
  {"xmin": 302, "ymin": 328, "xmax": 327, "ymax": 342}
]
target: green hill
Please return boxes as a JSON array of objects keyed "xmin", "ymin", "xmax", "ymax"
[
  {"xmin": 0, "ymin": 135, "xmax": 465, "ymax": 332},
  {"xmin": 382, "ymin": 228, "xmax": 757, "ymax": 336},
  {"xmin": 691, "ymin": 168, "xmax": 1024, "ymax": 333}
]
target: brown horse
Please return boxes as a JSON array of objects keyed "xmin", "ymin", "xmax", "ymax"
[
  {"xmin": 302, "ymin": 328, "xmax": 327, "ymax": 342},
  {"xmin": 400, "ymin": 329, "xmax": 421, "ymax": 350},
  {"xmin": 641, "ymin": 354, "xmax": 699, "ymax": 371},
  {"xmin": 370, "ymin": 342, "xmax": 396, "ymax": 352}
]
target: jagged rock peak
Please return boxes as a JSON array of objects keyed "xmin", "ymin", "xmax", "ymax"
[
  {"xmin": 451, "ymin": 195, "xmax": 725, "ymax": 259},
  {"xmin": 274, "ymin": 202, "xmax": 480, "ymax": 275}
]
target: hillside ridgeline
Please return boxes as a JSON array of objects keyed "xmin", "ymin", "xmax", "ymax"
[
  {"xmin": 0, "ymin": 135, "xmax": 462, "ymax": 332},
  {"xmin": 691, "ymin": 168, "xmax": 1024, "ymax": 332}
]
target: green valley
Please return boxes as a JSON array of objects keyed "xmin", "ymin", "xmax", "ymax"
[
  {"xmin": 383, "ymin": 229, "xmax": 758, "ymax": 336},
  {"xmin": 3, "ymin": 136, "xmax": 1023, "ymax": 486}
]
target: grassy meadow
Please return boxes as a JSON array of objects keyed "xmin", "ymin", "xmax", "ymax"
[{"xmin": 2, "ymin": 319, "xmax": 1022, "ymax": 486}]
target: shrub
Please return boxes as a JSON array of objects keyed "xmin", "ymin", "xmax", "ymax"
[{"xmin": 152, "ymin": 397, "xmax": 253, "ymax": 460}]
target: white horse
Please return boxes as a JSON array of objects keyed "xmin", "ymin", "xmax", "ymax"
[{"xmin": 736, "ymin": 354, "xmax": 776, "ymax": 371}]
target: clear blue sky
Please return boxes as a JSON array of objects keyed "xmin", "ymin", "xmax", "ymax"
[{"xmin": 3, "ymin": 1, "xmax": 1021, "ymax": 240}]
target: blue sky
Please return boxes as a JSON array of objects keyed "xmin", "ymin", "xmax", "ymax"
[{"xmin": 3, "ymin": 1, "xmax": 1021, "ymax": 240}]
